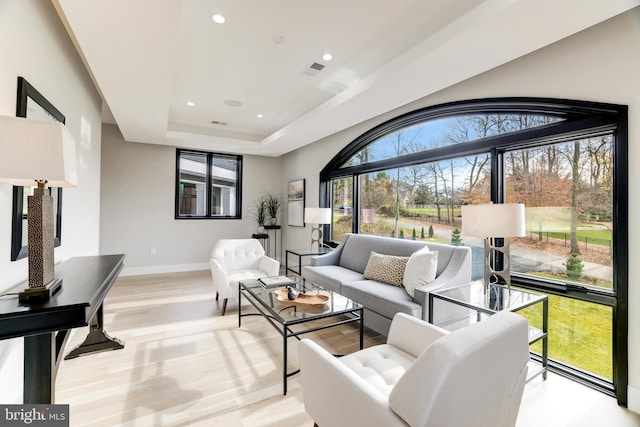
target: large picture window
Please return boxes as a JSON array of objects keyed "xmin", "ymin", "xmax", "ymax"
[
  {"xmin": 175, "ymin": 149, "xmax": 242, "ymax": 219},
  {"xmin": 319, "ymin": 98, "xmax": 628, "ymax": 404}
]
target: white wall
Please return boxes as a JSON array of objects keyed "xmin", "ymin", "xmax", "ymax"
[
  {"xmin": 0, "ymin": 0, "xmax": 103, "ymax": 403},
  {"xmin": 281, "ymin": 8, "xmax": 640, "ymax": 411},
  {"xmin": 100, "ymin": 124, "xmax": 283, "ymax": 275}
]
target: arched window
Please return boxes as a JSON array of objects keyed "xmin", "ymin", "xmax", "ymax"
[{"xmin": 319, "ymin": 97, "xmax": 628, "ymax": 404}]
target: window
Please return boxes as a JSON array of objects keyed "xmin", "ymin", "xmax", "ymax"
[
  {"xmin": 319, "ymin": 98, "xmax": 628, "ymax": 404},
  {"xmin": 175, "ymin": 149, "xmax": 242, "ymax": 219}
]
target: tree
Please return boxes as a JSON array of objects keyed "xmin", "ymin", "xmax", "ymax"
[
  {"xmin": 564, "ymin": 252, "xmax": 584, "ymax": 280},
  {"xmin": 413, "ymin": 184, "xmax": 434, "ymax": 206},
  {"xmin": 386, "ymin": 129, "xmax": 421, "ymax": 235},
  {"xmin": 451, "ymin": 228, "xmax": 462, "ymax": 246}
]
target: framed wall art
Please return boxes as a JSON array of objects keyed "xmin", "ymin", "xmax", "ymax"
[{"xmin": 287, "ymin": 179, "xmax": 305, "ymax": 227}]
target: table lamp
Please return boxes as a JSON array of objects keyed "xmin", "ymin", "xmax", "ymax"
[
  {"xmin": 0, "ymin": 115, "xmax": 78, "ymax": 303},
  {"xmin": 304, "ymin": 207, "xmax": 331, "ymax": 251},
  {"xmin": 461, "ymin": 203, "xmax": 525, "ymax": 292}
]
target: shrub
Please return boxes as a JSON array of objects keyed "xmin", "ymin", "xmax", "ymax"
[
  {"xmin": 451, "ymin": 228, "xmax": 462, "ymax": 246},
  {"xmin": 420, "ymin": 226, "xmax": 425, "ymax": 239},
  {"xmin": 564, "ymin": 252, "xmax": 584, "ymax": 279},
  {"xmin": 412, "ymin": 227, "xmax": 417, "ymax": 240},
  {"xmin": 428, "ymin": 225, "xmax": 434, "ymax": 238}
]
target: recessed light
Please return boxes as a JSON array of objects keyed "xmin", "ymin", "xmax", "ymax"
[
  {"xmin": 186, "ymin": 101, "xmax": 195, "ymax": 107},
  {"xmin": 257, "ymin": 114, "xmax": 264, "ymax": 118},
  {"xmin": 212, "ymin": 13, "xmax": 226, "ymax": 24},
  {"xmin": 224, "ymin": 99, "xmax": 242, "ymax": 107},
  {"xmin": 322, "ymin": 53, "xmax": 333, "ymax": 61}
]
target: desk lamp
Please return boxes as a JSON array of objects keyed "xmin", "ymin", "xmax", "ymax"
[
  {"xmin": 0, "ymin": 116, "xmax": 78, "ymax": 303},
  {"xmin": 304, "ymin": 207, "xmax": 331, "ymax": 251},
  {"xmin": 461, "ymin": 203, "xmax": 525, "ymax": 292}
]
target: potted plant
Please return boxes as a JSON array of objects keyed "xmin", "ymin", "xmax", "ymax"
[
  {"xmin": 249, "ymin": 195, "xmax": 268, "ymax": 232},
  {"xmin": 266, "ymin": 193, "xmax": 282, "ymax": 225}
]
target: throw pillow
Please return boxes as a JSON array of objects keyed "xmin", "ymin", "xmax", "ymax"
[
  {"xmin": 363, "ymin": 251, "xmax": 409, "ymax": 287},
  {"xmin": 403, "ymin": 248, "xmax": 438, "ymax": 297}
]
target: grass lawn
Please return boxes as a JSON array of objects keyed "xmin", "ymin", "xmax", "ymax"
[
  {"xmin": 544, "ymin": 228, "xmax": 611, "ymax": 247},
  {"xmin": 515, "ymin": 289, "xmax": 612, "ymax": 380}
]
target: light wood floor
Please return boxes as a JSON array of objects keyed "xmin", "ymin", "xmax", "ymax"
[{"xmin": 56, "ymin": 270, "xmax": 640, "ymax": 426}]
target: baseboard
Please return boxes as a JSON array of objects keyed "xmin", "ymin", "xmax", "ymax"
[
  {"xmin": 121, "ymin": 262, "xmax": 209, "ymax": 277},
  {"xmin": 628, "ymin": 385, "xmax": 640, "ymax": 414}
]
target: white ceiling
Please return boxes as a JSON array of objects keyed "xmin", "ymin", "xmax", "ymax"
[{"xmin": 52, "ymin": 0, "xmax": 640, "ymax": 157}]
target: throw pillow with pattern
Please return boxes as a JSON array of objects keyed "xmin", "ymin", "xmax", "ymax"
[{"xmin": 363, "ymin": 251, "xmax": 409, "ymax": 287}]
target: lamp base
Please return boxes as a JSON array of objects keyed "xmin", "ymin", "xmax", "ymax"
[
  {"xmin": 19, "ymin": 278, "xmax": 62, "ymax": 304},
  {"xmin": 483, "ymin": 237, "xmax": 512, "ymax": 293},
  {"xmin": 310, "ymin": 225, "xmax": 324, "ymax": 251}
]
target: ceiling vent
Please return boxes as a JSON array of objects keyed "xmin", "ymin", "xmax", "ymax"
[{"xmin": 303, "ymin": 62, "xmax": 326, "ymax": 76}]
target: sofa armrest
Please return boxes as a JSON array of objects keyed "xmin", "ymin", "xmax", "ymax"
[
  {"xmin": 309, "ymin": 246, "xmax": 342, "ymax": 266},
  {"xmin": 258, "ymin": 255, "xmax": 280, "ymax": 277},
  {"xmin": 413, "ymin": 246, "xmax": 471, "ymax": 321},
  {"xmin": 299, "ymin": 339, "xmax": 406, "ymax": 427},
  {"xmin": 386, "ymin": 313, "xmax": 449, "ymax": 358}
]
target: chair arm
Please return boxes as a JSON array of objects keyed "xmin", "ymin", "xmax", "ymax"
[
  {"xmin": 258, "ymin": 255, "xmax": 280, "ymax": 277},
  {"xmin": 210, "ymin": 258, "xmax": 232, "ymax": 299},
  {"xmin": 413, "ymin": 246, "xmax": 471, "ymax": 321},
  {"xmin": 386, "ymin": 313, "xmax": 449, "ymax": 358},
  {"xmin": 299, "ymin": 339, "xmax": 406, "ymax": 427}
]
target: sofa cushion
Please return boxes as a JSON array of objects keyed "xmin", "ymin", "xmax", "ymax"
[
  {"xmin": 338, "ymin": 234, "xmax": 428, "ymax": 273},
  {"xmin": 301, "ymin": 265, "xmax": 365, "ymax": 294},
  {"xmin": 403, "ymin": 249, "xmax": 438, "ymax": 298},
  {"xmin": 342, "ymin": 280, "xmax": 422, "ymax": 319},
  {"xmin": 363, "ymin": 252, "xmax": 409, "ymax": 287}
]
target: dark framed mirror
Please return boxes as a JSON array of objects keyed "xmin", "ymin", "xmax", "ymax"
[{"xmin": 10, "ymin": 77, "xmax": 65, "ymax": 261}]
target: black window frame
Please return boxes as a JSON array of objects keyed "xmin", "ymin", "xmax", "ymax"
[
  {"xmin": 319, "ymin": 97, "xmax": 628, "ymax": 406},
  {"xmin": 174, "ymin": 148, "xmax": 243, "ymax": 219}
]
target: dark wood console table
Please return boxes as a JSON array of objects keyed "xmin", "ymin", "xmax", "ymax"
[{"xmin": 0, "ymin": 254, "xmax": 125, "ymax": 403}]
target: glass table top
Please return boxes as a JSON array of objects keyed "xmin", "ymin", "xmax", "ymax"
[
  {"xmin": 240, "ymin": 275, "xmax": 361, "ymax": 324},
  {"xmin": 433, "ymin": 280, "xmax": 547, "ymax": 313},
  {"xmin": 286, "ymin": 248, "xmax": 332, "ymax": 256}
]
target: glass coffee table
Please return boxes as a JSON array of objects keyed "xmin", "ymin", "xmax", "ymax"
[{"xmin": 238, "ymin": 275, "xmax": 363, "ymax": 395}]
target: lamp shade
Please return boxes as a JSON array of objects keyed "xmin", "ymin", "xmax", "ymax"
[
  {"xmin": 305, "ymin": 207, "xmax": 331, "ymax": 224},
  {"xmin": 461, "ymin": 203, "xmax": 525, "ymax": 238},
  {"xmin": 0, "ymin": 115, "xmax": 78, "ymax": 187}
]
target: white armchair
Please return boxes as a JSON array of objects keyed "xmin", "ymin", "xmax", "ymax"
[
  {"xmin": 299, "ymin": 311, "xmax": 530, "ymax": 427},
  {"xmin": 210, "ymin": 238, "xmax": 280, "ymax": 315}
]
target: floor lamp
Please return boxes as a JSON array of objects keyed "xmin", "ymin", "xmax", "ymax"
[
  {"xmin": 0, "ymin": 115, "xmax": 78, "ymax": 303},
  {"xmin": 304, "ymin": 207, "xmax": 331, "ymax": 251},
  {"xmin": 461, "ymin": 203, "xmax": 525, "ymax": 292}
]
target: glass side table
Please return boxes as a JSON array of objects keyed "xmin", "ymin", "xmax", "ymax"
[
  {"xmin": 429, "ymin": 281, "xmax": 548, "ymax": 381},
  {"xmin": 285, "ymin": 248, "xmax": 331, "ymax": 275}
]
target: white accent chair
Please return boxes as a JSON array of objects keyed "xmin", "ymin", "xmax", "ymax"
[
  {"xmin": 299, "ymin": 311, "xmax": 530, "ymax": 427},
  {"xmin": 210, "ymin": 238, "xmax": 280, "ymax": 315}
]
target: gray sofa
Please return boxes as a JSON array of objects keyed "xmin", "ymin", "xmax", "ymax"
[{"xmin": 301, "ymin": 233, "xmax": 471, "ymax": 335}]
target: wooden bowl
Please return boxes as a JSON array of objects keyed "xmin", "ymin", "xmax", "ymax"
[{"xmin": 273, "ymin": 288, "xmax": 329, "ymax": 306}]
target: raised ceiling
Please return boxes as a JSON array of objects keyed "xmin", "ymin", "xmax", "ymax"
[{"xmin": 53, "ymin": 0, "xmax": 640, "ymax": 157}]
